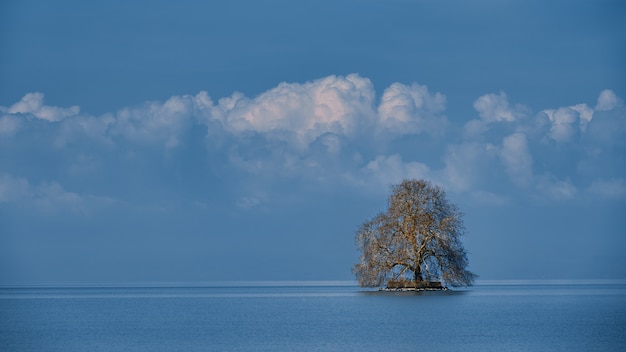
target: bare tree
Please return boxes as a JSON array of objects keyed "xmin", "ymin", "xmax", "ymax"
[{"xmin": 353, "ymin": 179, "xmax": 476, "ymax": 287}]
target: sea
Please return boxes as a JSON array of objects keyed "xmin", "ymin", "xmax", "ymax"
[{"xmin": 1, "ymin": 280, "xmax": 625, "ymax": 351}]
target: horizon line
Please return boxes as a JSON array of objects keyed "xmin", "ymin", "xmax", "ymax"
[{"xmin": 1, "ymin": 278, "xmax": 625, "ymax": 289}]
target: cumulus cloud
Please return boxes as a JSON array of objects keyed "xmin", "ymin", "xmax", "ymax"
[
  {"xmin": 584, "ymin": 99, "xmax": 626, "ymax": 146},
  {"xmin": 595, "ymin": 89, "xmax": 623, "ymax": 111},
  {"xmin": 363, "ymin": 155, "xmax": 431, "ymax": 188},
  {"xmin": 0, "ymin": 77, "xmax": 624, "ymax": 206},
  {"xmin": 569, "ymin": 103, "xmax": 593, "ymax": 132},
  {"xmin": 207, "ymin": 75, "xmax": 450, "ymax": 151},
  {"xmin": 199, "ymin": 75, "xmax": 448, "ymax": 193},
  {"xmin": 536, "ymin": 176, "xmax": 578, "ymax": 200},
  {"xmin": 499, "ymin": 132, "xmax": 533, "ymax": 187},
  {"xmin": 211, "ymin": 74, "xmax": 377, "ymax": 150},
  {"xmin": 110, "ymin": 91, "xmax": 212, "ymax": 148},
  {"xmin": 0, "ymin": 115, "xmax": 21, "ymax": 136},
  {"xmin": 0, "ymin": 75, "xmax": 446, "ymax": 154},
  {"xmin": 464, "ymin": 92, "xmax": 529, "ymax": 139},
  {"xmin": 455, "ymin": 89, "xmax": 625, "ymax": 200},
  {"xmin": 0, "ymin": 173, "xmax": 115, "ymax": 213},
  {"xmin": 441, "ymin": 142, "xmax": 497, "ymax": 192},
  {"xmin": 53, "ymin": 114, "xmax": 116, "ymax": 149},
  {"xmin": 7, "ymin": 92, "xmax": 80, "ymax": 121},
  {"xmin": 467, "ymin": 190, "xmax": 510, "ymax": 206},
  {"xmin": 538, "ymin": 89, "xmax": 624, "ymax": 145},
  {"xmin": 587, "ymin": 178, "xmax": 626, "ymax": 200},
  {"xmin": 542, "ymin": 107, "xmax": 581, "ymax": 143},
  {"xmin": 0, "ymin": 173, "xmax": 32, "ymax": 203},
  {"xmin": 377, "ymin": 82, "xmax": 447, "ymax": 135},
  {"xmin": 473, "ymin": 92, "xmax": 526, "ymax": 123}
]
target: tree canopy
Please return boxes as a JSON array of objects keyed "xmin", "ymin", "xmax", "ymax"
[{"xmin": 353, "ymin": 179, "xmax": 476, "ymax": 287}]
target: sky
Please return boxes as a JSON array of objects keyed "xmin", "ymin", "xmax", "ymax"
[{"xmin": 1, "ymin": 0, "xmax": 625, "ymax": 284}]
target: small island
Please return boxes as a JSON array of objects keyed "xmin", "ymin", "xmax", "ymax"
[{"xmin": 381, "ymin": 279, "xmax": 448, "ymax": 292}]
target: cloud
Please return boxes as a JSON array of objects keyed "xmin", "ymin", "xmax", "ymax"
[
  {"xmin": 536, "ymin": 176, "xmax": 578, "ymax": 200},
  {"xmin": 538, "ymin": 89, "xmax": 624, "ymax": 145},
  {"xmin": 499, "ymin": 132, "xmax": 533, "ymax": 187},
  {"xmin": 467, "ymin": 190, "xmax": 510, "ymax": 206},
  {"xmin": 542, "ymin": 107, "xmax": 582, "ymax": 143},
  {"xmin": 595, "ymin": 89, "xmax": 623, "ymax": 111},
  {"xmin": 7, "ymin": 92, "xmax": 80, "ymax": 121},
  {"xmin": 456, "ymin": 89, "xmax": 625, "ymax": 200},
  {"xmin": 53, "ymin": 114, "xmax": 116, "ymax": 149},
  {"xmin": 0, "ymin": 173, "xmax": 115, "ymax": 214},
  {"xmin": 569, "ymin": 103, "xmax": 593, "ymax": 132},
  {"xmin": 235, "ymin": 193, "xmax": 270, "ymax": 209},
  {"xmin": 0, "ymin": 77, "xmax": 624, "ymax": 207},
  {"xmin": 0, "ymin": 114, "xmax": 21, "ymax": 136},
  {"xmin": 110, "ymin": 91, "xmax": 212, "ymax": 148},
  {"xmin": 362, "ymin": 154, "xmax": 431, "ymax": 188},
  {"xmin": 377, "ymin": 82, "xmax": 447, "ymax": 135},
  {"xmin": 208, "ymin": 75, "xmax": 449, "ymax": 151},
  {"xmin": 441, "ymin": 142, "xmax": 497, "ymax": 192},
  {"xmin": 0, "ymin": 173, "xmax": 32, "ymax": 203},
  {"xmin": 212, "ymin": 74, "xmax": 377, "ymax": 150},
  {"xmin": 473, "ymin": 92, "xmax": 526, "ymax": 123},
  {"xmin": 587, "ymin": 178, "xmax": 626, "ymax": 200},
  {"xmin": 464, "ymin": 92, "xmax": 529, "ymax": 139},
  {"xmin": 0, "ymin": 76, "xmax": 447, "ymax": 160},
  {"xmin": 584, "ymin": 99, "xmax": 626, "ymax": 146}
]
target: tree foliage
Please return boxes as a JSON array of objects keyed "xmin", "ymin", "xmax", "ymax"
[{"xmin": 353, "ymin": 179, "xmax": 476, "ymax": 287}]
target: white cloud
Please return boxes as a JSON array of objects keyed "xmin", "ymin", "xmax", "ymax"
[
  {"xmin": 33, "ymin": 181, "xmax": 86, "ymax": 213},
  {"xmin": 1, "ymin": 80, "xmax": 624, "ymax": 207},
  {"xmin": 236, "ymin": 196, "xmax": 262, "ymax": 209},
  {"xmin": 0, "ymin": 173, "xmax": 114, "ymax": 214},
  {"xmin": 0, "ymin": 115, "xmax": 21, "ymax": 136},
  {"xmin": 473, "ymin": 92, "xmax": 525, "ymax": 123},
  {"xmin": 193, "ymin": 75, "xmax": 449, "ymax": 193},
  {"xmin": 585, "ymin": 98, "xmax": 626, "ymax": 145},
  {"xmin": 536, "ymin": 176, "xmax": 578, "ymax": 200},
  {"xmin": 110, "ymin": 91, "xmax": 212, "ymax": 148},
  {"xmin": 0, "ymin": 173, "xmax": 32, "ymax": 203},
  {"xmin": 363, "ymin": 154, "xmax": 431, "ymax": 188},
  {"xmin": 500, "ymin": 132, "xmax": 533, "ymax": 187},
  {"xmin": 460, "ymin": 89, "xmax": 625, "ymax": 200},
  {"xmin": 543, "ymin": 107, "xmax": 581, "ymax": 143},
  {"xmin": 587, "ymin": 179, "xmax": 626, "ymax": 200},
  {"xmin": 464, "ymin": 92, "xmax": 528, "ymax": 139},
  {"xmin": 377, "ymin": 82, "xmax": 447, "ymax": 135},
  {"xmin": 313, "ymin": 133, "xmax": 342, "ymax": 155},
  {"xmin": 214, "ymin": 74, "xmax": 377, "ymax": 150},
  {"xmin": 8, "ymin": 92, "xmax": 80, "ymax": 121},
  {"xmin": 539, "ymin": 90, "xmax": 625, "ymax": 145},
  {"xmin": 463, "ymin": 119, "xmax": 489, "ymax": 139},
  {"xmin": 595, "ymin": 89, "xmax": 622, "ymax": 111},
  {"xmin": 0, "ymin": 78, "xmax": 486, "ymax": 171},
  {"xmin": 569, "ymin": 103, "xmax": 593, "ymax": 132},
  {"xmin": 52, "ymin": 114, "xmax": 118, "ymax": 150},
  {"xmin": 208, "ymin": 75, "xmax": 448, "ymax": 151},
  {"xmin": 235, "ymin": 193, "xmax": 270, "ymax": 209},
  {"xmin": 441, "ymin": 142, "xmax": 497, "ymax": 192},
  {"xmin": 467, "ymin": 190, "xmax": 510, "ymax": 205}
]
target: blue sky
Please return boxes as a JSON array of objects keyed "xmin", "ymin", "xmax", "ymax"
[{"xmin": 1, "ymin": 0, "xmax": 625, "ymax": 284}]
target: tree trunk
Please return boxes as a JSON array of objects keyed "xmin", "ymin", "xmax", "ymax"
[{"xmin": 414, "ymin": 266, "xmax": 422, "ymax": 283}]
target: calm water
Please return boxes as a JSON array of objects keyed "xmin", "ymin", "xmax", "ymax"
[{"xmin": 1, "ymin": 281, "xmax": 625, "ymax": 351}]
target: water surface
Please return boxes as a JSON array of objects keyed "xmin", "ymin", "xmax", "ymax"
[{"xmin": 1, "ymin": 281, "xmax": 624, "ymax": 351}]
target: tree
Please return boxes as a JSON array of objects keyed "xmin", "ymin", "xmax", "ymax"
[{"xmin": 353, "ymin": 179, "xmax": 476, "ymax": 287}]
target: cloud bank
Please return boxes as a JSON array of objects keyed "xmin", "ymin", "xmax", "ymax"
[{"xmin": 1, "ymin": 74, "xmax": 624, "ymax": 212}]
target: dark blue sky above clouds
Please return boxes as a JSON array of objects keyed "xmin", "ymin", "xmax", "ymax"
[{"xmin": 1, "ymin": 0, "xmax": 625, "ymax": 284}]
